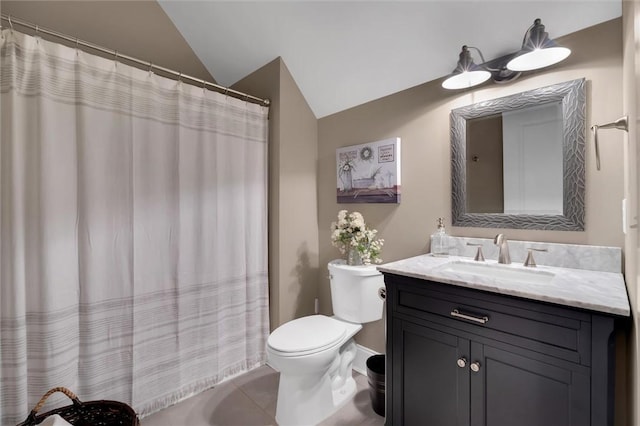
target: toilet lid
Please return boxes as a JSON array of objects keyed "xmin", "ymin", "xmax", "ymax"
[{"xmin": 268, "ymin": 315, "xmax": 346, "ymax": 354}]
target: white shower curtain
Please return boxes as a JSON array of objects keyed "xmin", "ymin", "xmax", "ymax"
[{"xmin": 0, "ymin": 29, "xmax": 269, "ymax": 423}]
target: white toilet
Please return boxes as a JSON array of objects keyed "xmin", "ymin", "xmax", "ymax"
[{"xmin": 267, "ymin": 259, "xmax": 385, "ymax": 426}]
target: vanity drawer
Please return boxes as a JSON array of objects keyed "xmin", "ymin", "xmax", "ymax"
[{"xmin": 389, "ymin": 274, "xmax": 592, "ymax": 364}]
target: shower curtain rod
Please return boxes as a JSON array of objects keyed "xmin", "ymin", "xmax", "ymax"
[{"xmin": 0, "ymin": 14, "xmax": 270, "ymax": 107}]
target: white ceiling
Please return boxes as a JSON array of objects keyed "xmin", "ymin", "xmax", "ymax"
[{"xmin": 159, "ymin": 1, "xmax": 621, "ymax": 118}]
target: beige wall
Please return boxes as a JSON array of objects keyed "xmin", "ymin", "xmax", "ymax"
[
  {"xmin": 1, "ymin": 0, "xmax": 214, "ymax": 82},
  {"xmin": 233, "ymin": 58, "xmax": 320, "ymax": 330},
  {"xmin": 231, "ymin": 59, "xmax": 283, "ymax": 329},
  {"xmin": 622, "ymin": 2, "xmax": 639, "ymax": 425},
  {"xmin": 318, "ymin": 18, "xmax": 625, "ymax": 354}
]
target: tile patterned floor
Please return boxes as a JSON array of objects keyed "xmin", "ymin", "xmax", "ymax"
[{"xmin": 140, "ymin": 365, "xmax": 385, "ymax": 426}]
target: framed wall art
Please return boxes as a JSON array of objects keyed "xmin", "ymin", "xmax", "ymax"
[{"xmin": 336, "ymin": 137, "xmax": 401, "ymax": 204}]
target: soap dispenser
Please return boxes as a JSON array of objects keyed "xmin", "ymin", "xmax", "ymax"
[{"xmin": 431, "ymin": 217, "xmax": 449, "ymax": 257}]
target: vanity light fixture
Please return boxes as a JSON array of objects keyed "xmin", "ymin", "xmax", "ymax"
[
  {"xmin": 441, "ymin": 46, "xmax": 491, "ymax": 90},
  {"xmin": 442, "ymin": 18, "xmax": 571, "ymax": 90},
  {"xmin": 506, "ymin": 19, "xmax": 571, "ymax": 72}
]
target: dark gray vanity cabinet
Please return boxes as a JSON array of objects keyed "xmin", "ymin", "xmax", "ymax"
[{"xmin": 384, "ymin": 273, "xmax": 619, "ymax": 426}]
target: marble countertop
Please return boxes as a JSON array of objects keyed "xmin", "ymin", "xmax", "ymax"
[{"xmin": 378, "ymin": 254, "xmax": 630, "ymax": 317}]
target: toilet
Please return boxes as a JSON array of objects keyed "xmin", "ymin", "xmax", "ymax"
[{"xmin": 267, "ymin": 259, "xmax": 385, "ymax": 426}]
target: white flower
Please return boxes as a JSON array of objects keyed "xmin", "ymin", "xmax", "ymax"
[{"xmin": 330, "ymin": 209, "xmax": 384, "ymax": 265}]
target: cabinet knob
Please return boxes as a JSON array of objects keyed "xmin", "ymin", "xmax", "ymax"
[
  {"xmin": 470, "ymin": 361, "xmax": 481, "ymax": 373},
  {"xmin": 456, "ymin": 358, "xmax": 467, "ymax": 368}
]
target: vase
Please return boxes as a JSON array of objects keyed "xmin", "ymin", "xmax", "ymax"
[
  {"xmin": 347, "ymin": 247, "xmax": 363, "ymax": 266},
  {"xmin": 343, "ymin": 170, "xmax": 353, "ymax": 191}
]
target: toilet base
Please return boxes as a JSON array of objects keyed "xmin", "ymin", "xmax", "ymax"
[
  {"xmin": 331, "ymin": 374, "xmax": 357, "ymax": 412},
  {"xmin": 274, "ymin": 338, "xmax": 359, "ymax": 426}
]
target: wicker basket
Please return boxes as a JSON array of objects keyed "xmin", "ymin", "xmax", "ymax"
[{"xmin": 17, "ymin": 387, "xmax": 139, "ymax": 426}]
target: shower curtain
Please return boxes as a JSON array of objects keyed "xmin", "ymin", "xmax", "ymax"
[{"xmin": 0, "ymin": 29, "xmax": 269, "ymax": 423}]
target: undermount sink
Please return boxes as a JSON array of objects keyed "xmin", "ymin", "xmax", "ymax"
[{"xmin": 436, "ymin": 260, "xmax": 555, "ymax": 285}]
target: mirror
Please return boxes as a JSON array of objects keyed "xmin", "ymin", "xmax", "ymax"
[{"xmin": 451, "ymin": 78, "xmax": 585, "ymax": 230}]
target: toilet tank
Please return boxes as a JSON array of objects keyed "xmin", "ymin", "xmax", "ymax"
[{"xmin": 328, "ymin": 259, "xmax": 385, "ymax": 324}]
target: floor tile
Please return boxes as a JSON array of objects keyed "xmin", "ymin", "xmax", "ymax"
[
  {"xmin": 198, "ymin": 386, "xmax": 275, "ymax": 426},
  {"xmin": 232, "ymin": 365, "xmax": 279, "ymax": 411},
  {"xmin": 140, "ymin": 413, "xmax": 173, "ymax": 426},
  {"xmin": 264, "ymin": 398, "xmax": 277, "ymax": 418},
  {"xmin": 358, "ymin": 414, "xmax": 386, "ymax": 426},
  {"xmin": 140, "ymin": 365, "xmax": 384, "ymax": 426},
  {"xmin": 318, "ymin": 386, "xmax": 377, "ymax": 426}
]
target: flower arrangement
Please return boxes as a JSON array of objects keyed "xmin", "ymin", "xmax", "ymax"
[
  {"xmin": 338, "ymin": 158, "xmax": 356, "ymax": 176},
  {"xmin": 331, "ymin": 210, "xmax": 384, "ymax": 265}
]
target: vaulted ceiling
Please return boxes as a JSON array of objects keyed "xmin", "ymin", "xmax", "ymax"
[{"xmin": 160, "ymin": 1, "xmax": 621, "ymax": 118}]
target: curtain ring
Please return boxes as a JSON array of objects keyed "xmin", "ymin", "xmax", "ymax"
[
  {"xmin": 148, "ymin": 62, "xmax": 153, "ymax": 75},
  {"xmin": 8, "ymin": 16, "xmax": 14, "ymax": 33},
  {"xmin": 114, "ymin": 50, "xmax": 119, "ymax": 67},
  {"xmin": 75, "ymin": 37, "xmax": 79, "ymax": 55},
  {"xmin": 178, "ymin": 72, "xmax": 182, "ymax": 83},
  {"xmin": 35, "ymin": 24, "xmax": 40, "ymax": 44}
]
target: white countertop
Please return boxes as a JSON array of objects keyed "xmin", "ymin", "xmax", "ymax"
[{"xmin": 378, "ymin": 254, "xmax": 630, "ymax": 317}]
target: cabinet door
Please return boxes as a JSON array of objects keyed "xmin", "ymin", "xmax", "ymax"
[
  {"xmin": 470, "ymin": 342, "xmax": 590, "ymax": 426},
  {"xmin": 393, "ymin": 318, "xmax": 470, "ymax": 426}
]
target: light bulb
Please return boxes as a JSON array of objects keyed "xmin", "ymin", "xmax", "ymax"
[
  {"xmin": 442, "ymin": 70, "xmax": 491, "ymax": 90},
  {"xmin": 507, "ymin": 47, "xmax": 571, "ymax": 71}
]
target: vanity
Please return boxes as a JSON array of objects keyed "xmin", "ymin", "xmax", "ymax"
[
  {"xmin": 379, "ymin": 244, "xmax": 630, "ymax": 426},
  {"xmin": 378, "ymin": 78, "xmax": 630, "ymax": 425}
]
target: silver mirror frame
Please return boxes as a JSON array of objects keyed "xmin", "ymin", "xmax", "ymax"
[{"xmin": 451, "ymin": 78, "xmax": 586, "ymax": 231}]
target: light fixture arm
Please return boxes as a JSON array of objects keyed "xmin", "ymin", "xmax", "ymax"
[
  {"xmin": 521, "ymin": 18, "xmax": 554, "ymax": 51},
  {"xmin": 469, "ymin": 46, "xmax": 521, "ymax": 82},
  {"xmin": 465, "ymin": 46, "xmax": 487, "ymax": 64},
  {"xmin": 453, "ymin": 46, "xmax": 484, "ymax": 73},
  {"xmin": 519, "ymin": 19, "xmax": 539, "ymax": 48}
]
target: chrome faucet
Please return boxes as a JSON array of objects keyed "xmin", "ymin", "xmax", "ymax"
[{"xmin": 494, "ymin": 234, "xmax": 511, "ymax": 264}]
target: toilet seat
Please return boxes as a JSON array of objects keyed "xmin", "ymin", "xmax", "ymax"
[{"xmin": 267, "ymin": 315, "xmax": 346, "ymax": 356}]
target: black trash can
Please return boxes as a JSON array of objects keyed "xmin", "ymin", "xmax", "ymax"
[{"xmin": 366, "ymin": 354, "xmax": 385, "ymax": 417}]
